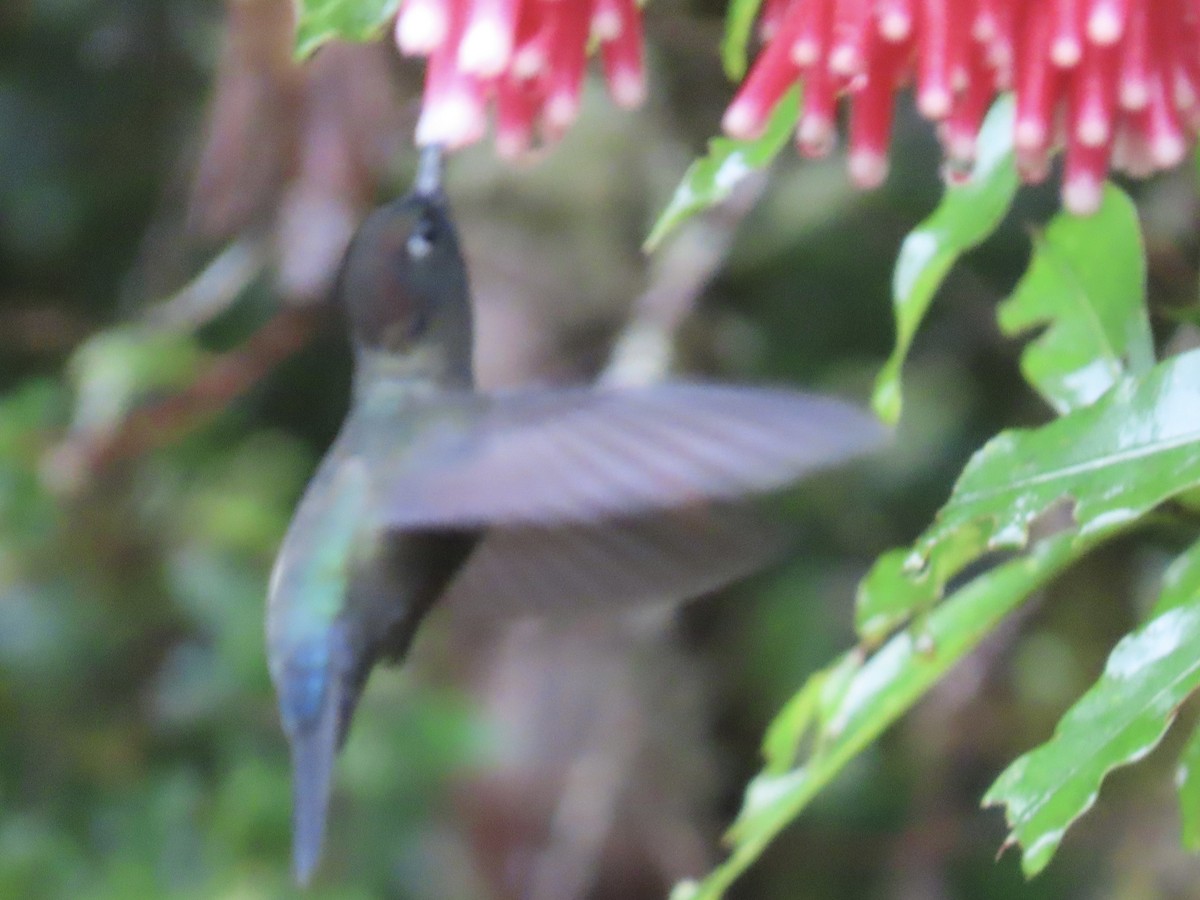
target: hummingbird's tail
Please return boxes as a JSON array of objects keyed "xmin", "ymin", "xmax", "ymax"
[
  {"xmin": 281, "ymin": 628, "xmax": 356, "ymax": 886},
  {"xmin": 288, "ymin": 676, "xmax": 341, "ymax": 887}
]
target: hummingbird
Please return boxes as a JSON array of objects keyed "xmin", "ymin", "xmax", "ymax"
[{"xmin": 266, "ymin": 147, "xmax": 885, "ymax": 885}]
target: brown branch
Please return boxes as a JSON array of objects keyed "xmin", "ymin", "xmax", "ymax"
[{"xmin": 44, "ymin": 307, "xmax": 321, "ymax": 490}]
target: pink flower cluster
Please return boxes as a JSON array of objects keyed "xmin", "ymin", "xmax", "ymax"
[
  {"xmin": 725, "ymin": 0, "xmax": 1200, "ymax": 213},
  {"xmin": 396, "ymin": 0, "xmax": 645, "ymax": 158}
]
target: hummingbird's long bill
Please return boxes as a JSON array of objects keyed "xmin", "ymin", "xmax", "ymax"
[
  {"xmin": 413, "ymin": 144, "xmax": 443, "ymax": 198},
  {"xmin": 266, "ymin": 176, "xmax": 888, "ymax": 886}
]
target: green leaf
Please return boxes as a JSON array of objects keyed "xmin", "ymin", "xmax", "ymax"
[
  {"xmin": 66, "ymin": 326, "xmax": 204, "ymax": 435},
  {"xmin": 671, "ymin": 531, "xmax": 1093, "ymax": 900},
  {"xmin": 0, "ymin": 379, "xmax": 68, "ymax": 546},
  {"xmin": 721, "ymin": 0, "xmax": 765, "ymax": 80},
  {"xmin": 906, "ymin": 349, "xmax": 1200, "ymax": 603},
  {"xmin": 760, "ymin": 651, "xmax": 863, "ymax": 775},
  {"xmin": 644, "ymin": 89, "xmax": 799, "ymax": 251},
  {"xmin": 1153, "ymin": 538, "xmax": 1200, "ymax": 619},
  {"xmin": 872, "ymin": 96, "xmax": 1019, "ymax": 424},
  {"xmin": 1157, "ymin": 539, "xmax": 1200, "ymax": 852},
  {"xmin": 1177, "ymin": 717, "xmax": 1200, "ymax": 852},
  {"xmin": 983, "ymin": 598, "xmax": 1200, "ymax": 876},
  {"xmin": 294, "ymin": 0, "xmax": 401, "ymax": 59},
  {"xmin": 855, "ymin": 546, "xmax": 944, "ymax": 644},
  {"xmin": 997, "ymin": 183, "xmax": 1153, "ymax": 414}
]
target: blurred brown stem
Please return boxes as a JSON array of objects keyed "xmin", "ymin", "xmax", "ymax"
[{"xmin": 45, "ymin": 307, "xmax": 318, "ymax": 488}]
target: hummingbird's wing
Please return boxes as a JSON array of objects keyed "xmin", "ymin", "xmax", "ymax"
[
  {"xmin": 440, "ymin": 503, "xmax": 786, "ymax": 623},
  {"xmin": 377, "ymin": 383, "xmax": 885, "ymax": 528}
]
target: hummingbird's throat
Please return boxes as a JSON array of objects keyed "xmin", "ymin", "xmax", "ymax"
[{"xmin": 353, "ymin": 346, "xmax": 463, "ymax": 402}]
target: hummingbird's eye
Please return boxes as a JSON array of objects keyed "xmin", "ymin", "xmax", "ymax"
[{"xmin": 406, "ymin": 216, "xmax": 438, "ymax": 260}]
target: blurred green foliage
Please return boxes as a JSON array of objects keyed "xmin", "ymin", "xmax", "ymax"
[{"xmin": 294, "ymin": 0, "xmax": 399, "ymax": 58}]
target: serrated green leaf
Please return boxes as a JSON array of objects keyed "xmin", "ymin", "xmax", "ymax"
[
  {"xmin": 907, "ymin": 349, "xmax": 1200, "ymax": 599},
  {"xmin": 857, "ymin": 515, "xmax": 998, "ymax": 639},
  {"xmin": 997, "ymin": 184, "xmax": 1153, "ymax": 414},
  {"xmin": 721, "ymin": 0, "xmax": 765, "ymax": 80},
  {"xmin": 671, "ymin": 531, "xmax": 1092, "ymax": 900},
  {"xmin": 760, "ymin": 651, "xmax": 863, "ymax": 775},
  {"xmin": 872, "ymin": 96, "xmax": 1018, "ymax": 424},
  {"xmin": 294, "ymin": 0, "xmax": 401, "ymax": 59},
  {"xmin": 759, "ymin": 668, "xmax": 824, "ymax": 777},
  {"xmin": 984, "ymin": 599, "xmax": 1200, "ymax": 876},
  {"xmin": 855, "ymin": 546, "xmax": 943, "ymax": 643},
  {"xmin": 645, "ymin": 89, "xmax": 799, "ymax": 251}
]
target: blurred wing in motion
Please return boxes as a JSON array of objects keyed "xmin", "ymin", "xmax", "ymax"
[
  {"xmin": 379, "ymin": 383, "xmax": 885, "ymax": 529},
  {"xmin": 441, "ymin": 504, "xmax": 788, "ymax": 623}
]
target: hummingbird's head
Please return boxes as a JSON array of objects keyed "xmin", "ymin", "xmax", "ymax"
[{"xmin": 336, "ymin": 187, "xmax": 473, "ymax": 385}]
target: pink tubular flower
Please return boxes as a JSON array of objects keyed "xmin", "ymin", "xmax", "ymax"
[
  {"xmin": 397, "ymin": 0, "xmax": 646, "ymax": 158},
  {"xmin": 725, "ymin": 0, "xmax": 1200, "ymax": 214}
]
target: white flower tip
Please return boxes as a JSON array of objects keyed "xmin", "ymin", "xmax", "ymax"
[
  {"xmin": 416, "ymin": 94, "xmax": 485, "ymax": 148},
  {"xmin": 849, "ymin": 149, "xmax": 888, "ymax": 188},
  {"xmin": 1063, "ymin": 175, "xmax": 1103, "ymax": 215},
  {"xmin": 592, "ymin": 9, "xmax": 622, "ymax": 42},
  {"xmin": 1088, "ymin": 8, "xmax": 1123, "ymax": 45},
  {"xmin": 458, "ymin": 20, "xmax": 512, "ymax": 76},
  {"xmin": 972, "ymin": 13, "xmax": 996, "ymax": 43},
  {"xmin": 988, "ymin": 42, "xmax": 1013, "ymax": 73},
  {"xmin": 796, "ymin": 114, "xmax": 835, "ymax": 157},
  {"xmin": 1050, "ymin": 37, "xmax": 1081, "ymax": 68},
  {"xmin": 791, "ymin": 37, "xmax": 818, "ymax": 66},
  {"xmin": 1112, "ymin": 134, "xmax": 1151, "ymax": 178},
  {"xmin": 1119, "ymin": 81, "xmax": 1150, "ymax": 111},
  {"xmin": 496, "ymin": 129, "xmax": 529, "ymax": 161},
  {"xmin": 917, "ymin": 85, "xmax": 952, "ymax": 119},
  {"xmin": 512, "ymin": 46, "xmax": 545, "ymax": 79},
  {"xmin": 829, "ymin": 43, "xmax": 861, "ymax": 76},
  {"xmin": 722, "ymin": 102, "xmax": 760, "ymax": 139},
  {"xmin": 396, "ymin": 3, "xmax": 448, "ymax": 55},
  {"xmin": 545, "ymin": 92, "xmax": 579, "ymax": 130},
  {"xmin": 609, "ymin": 68, "xmax": 646, "ymax": 108},
  {"xmin": 878, "ymin": 11, "xmax": 911, "ymax": 42},
  {"xmin": 951, "ymin": 65, "xmax": 970, "ymax": 93},
  {"xmin": 1076, "ymin": 115, "xmax": 1110, "ymax": 148},
  {"xmin": 1175, "ymin": 79, "xmax": 1199, "ymax": 111},
  {"xmin": 945, "ymin": 128, "xmax": 977, "ymax": 164},
  {"xmin": 1014, "ymin": 118, "xmax": 1046, "ymax": 150},
  {"xmin": 1151, "ymin": 132, "xmax": 1186, "ymax": 168}
]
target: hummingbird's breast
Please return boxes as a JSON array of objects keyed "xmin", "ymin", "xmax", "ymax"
[
  {"xmin": 345, "ymin": 528, "xmax": 479, "ymax": 668},
  {"xmin": 331, "ymin": 391, "xmax": 482, "ymax": 670},
  {"xmin": 269, "ymin": 391, "xmax": 481, "ymax": 714}
]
